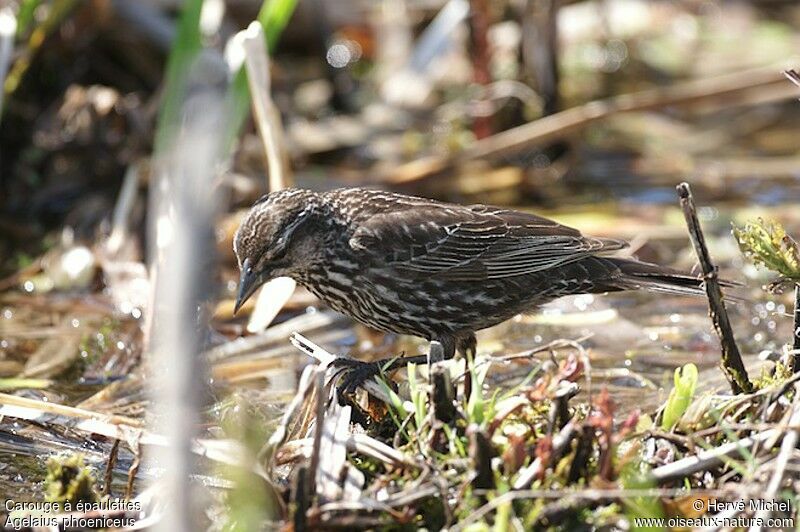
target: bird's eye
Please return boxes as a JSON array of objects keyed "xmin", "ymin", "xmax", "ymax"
[{"xmin": 264, "ymin": 236, "xmax": 289, "ymax": 263}]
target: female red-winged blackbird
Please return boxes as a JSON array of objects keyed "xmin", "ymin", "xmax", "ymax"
[{"xmin": 234, "ymin": 188, "xmax": 709, "ymax": 390}]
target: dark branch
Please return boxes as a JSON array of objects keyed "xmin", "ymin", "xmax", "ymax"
[{"xmin": 676, "ymin": 182, "xmax": 753, "ymax": 394}]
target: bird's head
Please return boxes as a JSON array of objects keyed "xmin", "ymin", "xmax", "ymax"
[{"xmin": 233, "ymin": 188, "xmax": 323, "ymax": 313}]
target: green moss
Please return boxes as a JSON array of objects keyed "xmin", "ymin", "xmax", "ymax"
[
  {"xmin": 754, "ymin": 361, "xmax": 795, "ymax": 389},
  {"xmin": 733, "ymin": 219, "xmax": 800, "ymax": 281},
  {"xmin": 43, "ymin": 453, "xmax": 100, "ymax": 509}
]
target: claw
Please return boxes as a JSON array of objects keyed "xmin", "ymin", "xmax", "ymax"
[
  {"xmin": 330, "ymin": 357, "xmax": 381, "ymax": 395},
  {"xmin": 330, "ymin": 353, "xmax": 429, "ymax": 396}
]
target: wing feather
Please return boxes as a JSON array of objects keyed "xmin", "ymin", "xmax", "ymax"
[{"xmin": 348, "ymin": 202, "xmax": 627, "ymax": 280}]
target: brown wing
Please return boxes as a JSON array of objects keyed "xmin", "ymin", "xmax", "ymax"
[{"xmin": 349, "ymin": 202, "xmax": 627, "ymax": 281}]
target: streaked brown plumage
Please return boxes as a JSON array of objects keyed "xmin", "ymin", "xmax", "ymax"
[{"xmin": 233, "ymin": 188, "xmax": 709, "ymax": 387}]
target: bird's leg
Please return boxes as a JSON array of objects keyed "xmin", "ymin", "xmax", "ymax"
[
  {"xmin": 456, "ymin": 332, "xmax": 477, "ymax": 359},
  {"xmin": 332, "ymin": 336, "xmax": 458, "ymax": 395}
]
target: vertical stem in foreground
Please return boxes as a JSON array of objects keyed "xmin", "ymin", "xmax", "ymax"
[
  {"xmin": 676, "ymin": 182, "xmax": 753, "ymax": 394},
  {"xmin": 149, "ymin": 55, "xmax": 229, "ymax": 530}
]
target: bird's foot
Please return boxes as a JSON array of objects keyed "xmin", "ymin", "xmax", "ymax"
[
  {"xmin": 330, "ymin": 354, "xmax": 431, "ymax": 395},
  {"xmin": 330, "ymin": 357, "xmax": 383, "ymax": 395}
]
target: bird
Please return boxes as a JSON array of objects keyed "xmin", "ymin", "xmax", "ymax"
[{"xmin": 233, "ymin": 187, "xmax": 712, "ymax": 391}]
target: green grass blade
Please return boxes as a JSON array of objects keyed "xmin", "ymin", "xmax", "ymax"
[
  {"xmin": 154, "ymin": 0, "xmax": 204, "ymax": 152},
  {"xmin": 258, "ymin": 0, "xmax": 299, "ymax": 50},
  {"xmin": 16, "ymin": 0, "xmax": 41, "ymax": 37}
]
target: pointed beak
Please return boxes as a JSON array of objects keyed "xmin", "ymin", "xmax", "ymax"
[{"xmin": 234, "ymin": 258, "xmax": 259, "ymax": 315}]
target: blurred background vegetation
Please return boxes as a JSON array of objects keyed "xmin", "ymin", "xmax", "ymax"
[{"xmin": 2, "ymin": 0, "xmax": 800, "ymax": 529}]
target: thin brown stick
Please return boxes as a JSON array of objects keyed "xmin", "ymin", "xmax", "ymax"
[
  {"xmin": 102, "ymin": 438, "xmax": 121, "ymax": 497},
  {"xmin": 125, "ymin": 436, "xmax": 142, "ymax": 500},
  {"xmin": 478, "ymin": 72, "xmax": 788, "ymax": 159},
  {"xmin": 676, "ymin": 182, "xmax": 752, "ymax": 394},
  {"xmin": 0, "ymin": 257, "xmax": 41, "ymax": 291}
]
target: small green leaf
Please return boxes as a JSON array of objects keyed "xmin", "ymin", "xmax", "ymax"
[
  {"xmin": 257, "ymin": 0, "xmax": 299, "ymax": 50},
  {"xmin": 154, "ymin": 0, "xmax": 204, "ymax": 152},
  {"xmin": 732, "ymin": 219, "xmax": 800, "ymax": 280},
  {"xmin": 16, "ymin": 0, "xmax": 42, "ymax": 37},
  {"xmin": 378, "ymin": 378, "xmax": 407, "ymax": 418},
  {"xmin": 660, "ymin": 363, "xmax": 698, "ymax": 430}
]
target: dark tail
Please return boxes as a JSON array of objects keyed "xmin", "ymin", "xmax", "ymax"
[{"xmin": 605, "ymin": 257, "xmax": 737, "ymax": 297}]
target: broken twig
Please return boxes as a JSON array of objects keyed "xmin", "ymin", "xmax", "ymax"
[
  {"xmin": 650, "ymin": 428, "xmax": 776, "ymax": 484},
  {"xmin": 431, "ymin": 363, "xmax": 456, "ymax": 424},
  {"xmin": 514, "ymin": 421, "xmax": 577, "ymax": 489},
  {"xmin": 468, "ymin": 425, "xmax": 495, "ymax": 491}
]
